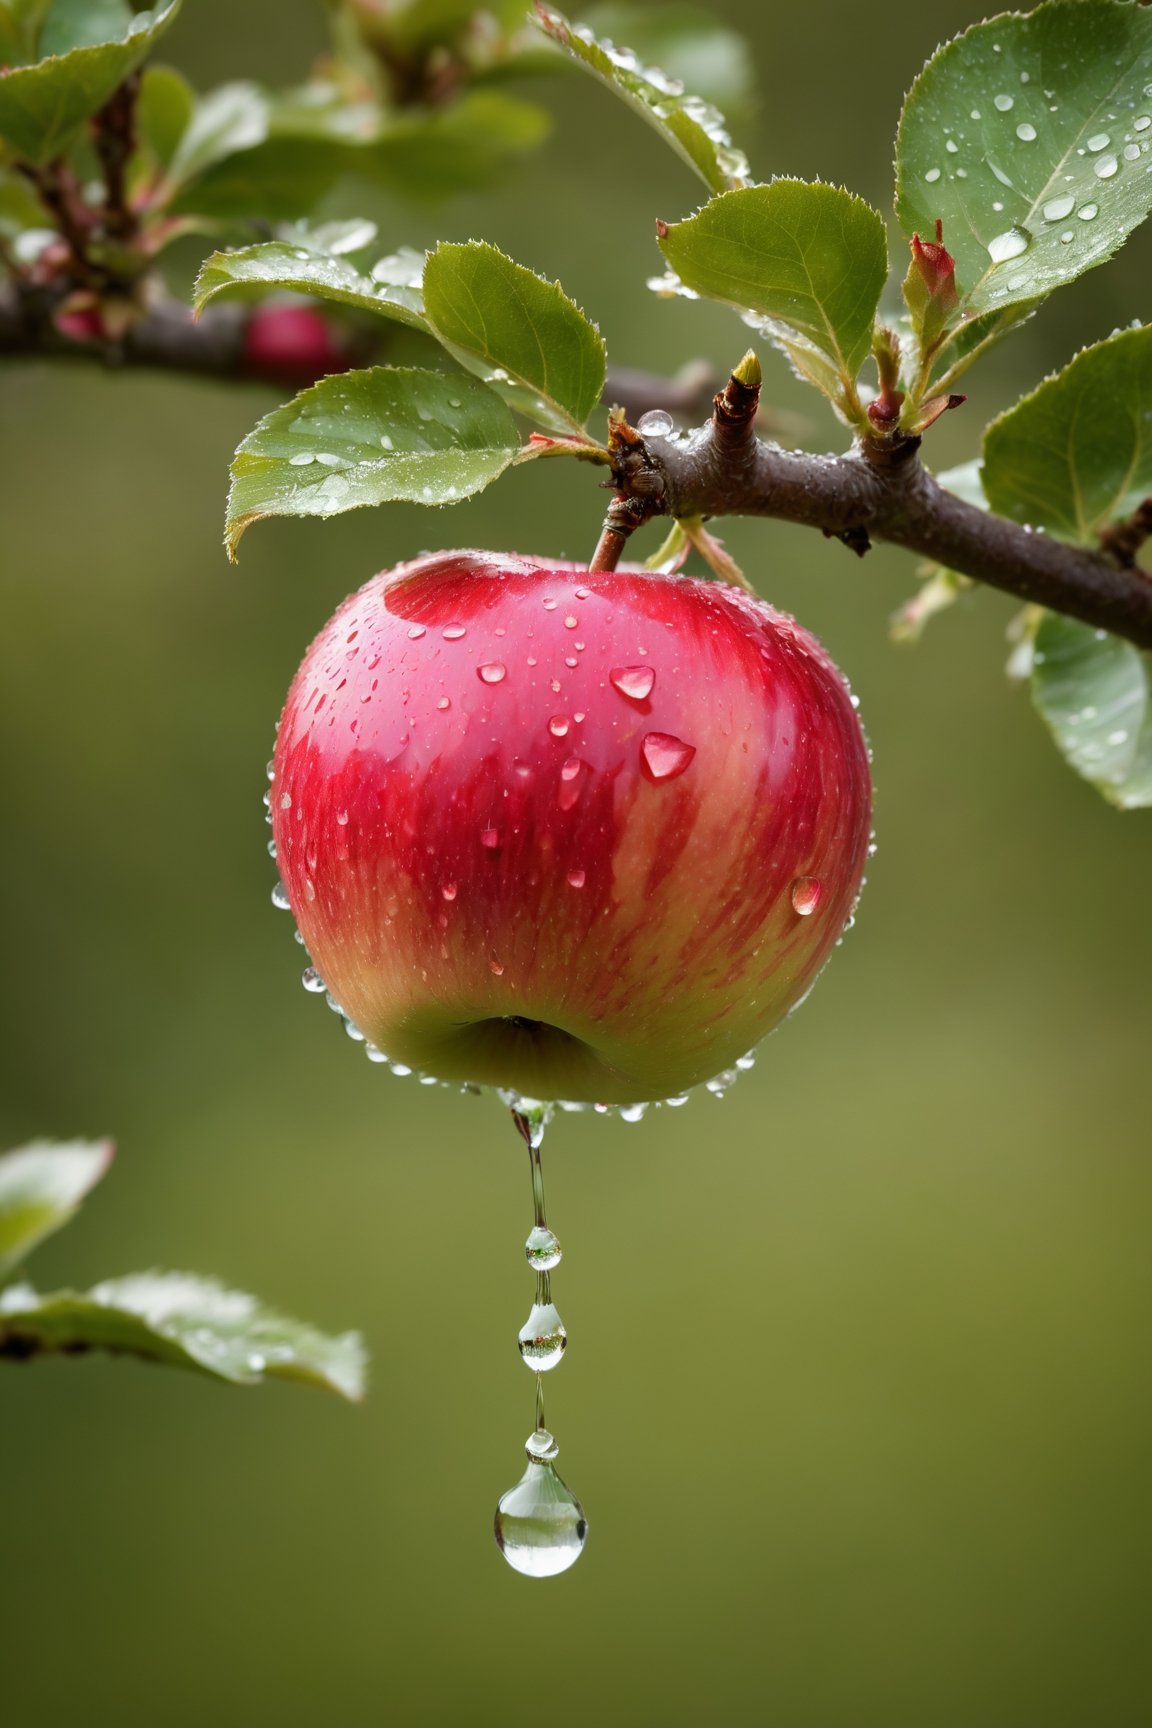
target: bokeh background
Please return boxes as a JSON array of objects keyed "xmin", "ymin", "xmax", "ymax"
[{"xmin": 3, "ymin": 1, "xmax": 1150, "ymax": 1723}]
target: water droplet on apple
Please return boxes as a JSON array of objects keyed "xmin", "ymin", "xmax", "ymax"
[
  {"xmin": 407, "ymin": 624, "xmax": 426, "ymax": 639},
  {"xmin": 478, "ymin": 662, "xmax": 507, "ymax": 684},
  {"xmin": 336, "ymin": 809, "xmax": 349, "ymax": 825},
  {"xmin": 640, "ymin": 732, "xmax": 696, "ymax": 781},
  {"xmin": 518, "ymin": 1302, "xmax": 567, "ymax": 1370},
  {"xmin": 490, "ymin": 956, "xmax": 505, "ymax": 976},
  {"xmin": 525, "ymin": 1226, "xmax": 562, "ymax": 1270},
  {"xmin": 437, "ymin": 695, "xmax": 451, "ymax": 710},
  {"xmin": 791, "ymin": 877, "xmax": 822, "ymax": 916},
  {"xmin": 618, "ymin": 1102, "xmax": 648, "ymax": 1123},
  {"xmin": 548, "ymin": 716, "xmax": 570, "ymax": 738},
  {"xmin": 610, "ymin": 665, "xmax": 656, "ymax": 702},
  {"xmin": 442, "ymin": 624, "xmax": 466, "ymax": 640},
  {"xmin": 441, "ymin": 881, "xmax": 458, "ymax": 901},
  {"xmin": 494, "ymin": 1452, "xmax": 587, "ymax": 1578},
  {"xmin": 480, "ymin": 827, "xmax": 500, "ymax": 849},
  {"xmin": 279, "ymin": 791, "xmax": 292, "ymax": 810},
  {"xmin": 566, "ymin": 868, "xmax": 586, "ymax": 888},
  {"xmin": 564, "ymin": 615, "xmax": 578, "ymax": 629},
  {"xmin": 542, "ymin": 597, "xmax": 558, "ymax": 611},
  {"xmin": 271, "ymin": 881, "xmax": 291, "ymax": 910},
  {"xmin": 302, "ymin": 966, "xmax": 326, "ymax": 992}
]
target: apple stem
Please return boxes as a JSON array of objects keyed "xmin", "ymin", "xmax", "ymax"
[{"xmin": 589, "ymin": 494, "xmax": 651, "ymax": 573}]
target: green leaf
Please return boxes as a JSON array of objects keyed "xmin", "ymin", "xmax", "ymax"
[
  {"xmin": 423, "ymin": 240, "xmax": 605, "ymax": 433},
  {"xmin": 194, "ymin": 240, "xmax": 428, "ymax": 332},
  {"xmin": 656, "ymin": 182, "xmax": 888, "ymax": 407},
  {"xmin": 0, "ymin": 1, "xmax": 52, "ymax": 67},
  {"xmin": 0, "ymin": 1140, "xmax": 113, "ymax": 1282},
  {"xmin": 935, "ymin": 457, "xmax": 988, "ymax": 510},
  {"xmin": 0, "ymin": 1271, "xmax": 366, "ymax": 1398},
  {"xmin": 39, "ymin": 0, "xmax": 130, "ymax": 58},
  {"xmin": 534, "ymin": 2, "xmax": 749, "ymax": 195},
  {"xmin": 584, "ymin": 3, "xmax": 755, "ymax": 116},
  {"xmin": 360, "ymin": 90, "xmax": 551, "ymax": 200},
  {"xmin": 0, "ymin": 0, "xmax": 180, "ymax": 162},
  {"xmin": 136, "ymin": 62, "xmax": 195, "ymax": 168},
  {"xmin": 896, "ymin": 0, "xmax": 1152, "ymax": 324},
  {"xmin": 226, "ymin": 366, "xmax": 519, "ymax": 557},
  {"xmin": 0, "ymin": 163, "xmax": 46, "ymax": 236},
  {"xmin": 983, "ymin": 325, "xmax": 1152, "ymax": 543},
  {"xmin": 170, "ymin": 136, "xmax": 347, "ymax": 221},
  {"xmin": 163, "ymin": 80, "xmax": 272, "ymax": 188},
  {"xmin": 1032, "ymin": 613, "xmax": 1152, "ymax": 809}
]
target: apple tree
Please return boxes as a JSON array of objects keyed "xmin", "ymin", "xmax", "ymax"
[{"xmin": 1, "ymin": 0, "xmax": 1149, "ymax": 1448}]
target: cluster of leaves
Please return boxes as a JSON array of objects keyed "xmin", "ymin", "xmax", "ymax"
[
  {"xmin": 3, "ymin": 0, "xmax": 1151, "ymax": 814},
  {"xmin": 0, "ymin": 0, "xmax": 561, "ymax": 318},
  {"xmin": 188, "ymin": 0, "xmax": 1152, "ymax": 808},
  {"xmin": 0, "ymin": 1139, "xmax": 365, "ymax": 1397}
]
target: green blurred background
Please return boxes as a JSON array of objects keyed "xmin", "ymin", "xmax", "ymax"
[{"xmin": 3, "ymin": 2, "xmax": 1150, "ymax": 1723}]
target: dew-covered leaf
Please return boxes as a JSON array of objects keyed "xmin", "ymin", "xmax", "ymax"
[
  {"xmin": 983, "ymin": 325, "xmax": 1152, "ymax": 542},
  {"xmin": 656, "ymin": 182, "xmax": 888, "ymax": 404},
  {"xmin": 226, "ymin": 366, "xmax": 519, "ymax": 557},
  {"xmin": 1032, "ymin": 613, "xmax": 1152, "ymax": 809},
  {"xmin": 897, "ymin": 0, "xmax": 1152, "ymax": 322},
  {"xmin": 0, "ymin": 1271, "xmax": 367, "ymax": 1398},
  {"xmin": 583, "ymin": 2, "xmax": 754, "ymax": 116},
  {"xmin": 0, "ymin": 1140, "xmax": 113, "ymax": 1282},
  {"xmin": 423, "ymin": 241, "xmax": 605, "ymax": 433},
  {"xmin": 0, "ymin": 0, "xmax": 180, "ymax": 161},
  {"xmin": 534, "ymin": 1, "xmax": 749, "ymax": 194},
  {"xmin": 194, "ymin": 240, "xmax": 428, "ymax": 331}
]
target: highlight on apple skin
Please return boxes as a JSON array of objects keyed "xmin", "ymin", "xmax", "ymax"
[{"xmin": 270, "ymin": 551, "xmax": 872, "ymax": 1105}]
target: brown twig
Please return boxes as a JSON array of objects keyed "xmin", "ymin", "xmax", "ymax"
[{"xmin": 609, "ymin": 418, "xmax": 1152, "ymax": 650}]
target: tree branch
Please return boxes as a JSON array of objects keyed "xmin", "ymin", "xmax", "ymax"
[
  {"xmin": 608, "ymin": 414, "xmax": 1152, "ymax": 651},
  {"xmin": 5, "ymin": 273, "xmax": 1152, "ymax": 648}
]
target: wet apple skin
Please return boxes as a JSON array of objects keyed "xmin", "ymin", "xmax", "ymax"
[{"xmin": 272, "ymin": 551, "xmax": 872, "ymax": 1103}]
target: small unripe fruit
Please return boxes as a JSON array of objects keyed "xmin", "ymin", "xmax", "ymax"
[{"xmin": 271, "ymin": 551, "xmax": 871, "ymax": 1104}]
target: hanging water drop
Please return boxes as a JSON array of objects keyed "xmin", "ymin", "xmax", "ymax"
[
  {"xmin": 526, "ymin": 1225, "xmax": 562, "ymax": 1270},
  {"xmin": 271, "ymin": 881, "xmax": 292, "ymax": 911},
  {"xmin": 518, "ymin": 1302, "xmax": 567, "ymax": 1369},
  {"xmin": 494, "ymin": 1451, "xmax": 588, "ymax": 1578}
]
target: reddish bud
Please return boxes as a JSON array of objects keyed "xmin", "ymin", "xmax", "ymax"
[
  {"xmin": 909, "ymin": 220, "xmax": 958, "ymax": 310},
  {"xmin": 243, "ymin": 304, "xmax": 350, "ymax": 385}
]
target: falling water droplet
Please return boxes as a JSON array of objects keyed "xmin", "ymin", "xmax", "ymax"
[
  {"xmin": 478, "ymin": 662, "xmax": 507, "ymax": 684},
  {"xmin": 640, "ymin": 732, "xmax": 696, "ymax": 781},
  {"xmin": 494, "ymin": 1454, "xmax": 587, "ymax": 1578},
  {"xmin": 525, "ymin": 1226, "xmax": 562, "ymax": 1270},
  {"xmin": 636, "ymin": 409, "xmax": 674, "ymax": 438},
  {"xmin": 518, "ymin": 1303, "xmax": 567, "ymax": 1370},
  {"xmin": 610, "ymin": 665, "xmax": 656, "ymax": 702},
  {"xmin": 791, "ymin": 876, "xmax": 823, "ymax": 916}
]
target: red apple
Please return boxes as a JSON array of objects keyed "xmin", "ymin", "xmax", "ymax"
[
  {"xmin": 271, "ymin": 550, "xmax": 871, "ymax": 1104},
  {"xmin": 243, "ymin": 303, "xmax": 349, "ymax": 385}
]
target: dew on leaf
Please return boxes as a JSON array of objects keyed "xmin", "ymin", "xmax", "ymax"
[
  {"xmin": 993, "ymin": 93, "xmax": 1014, "ymax": 111},
  {"xmin": 1094, "ymin": 154, "xmax": 1119, "ymax": 179},
  {"xmin": 987, "ymin": 227, "xmax": 1030, "ymax": 263}
]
